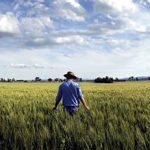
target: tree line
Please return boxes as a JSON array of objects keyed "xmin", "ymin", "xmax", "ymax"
[
  {"xmin": 0, "ymin": 76, "xmax": 150, "ymax": 83},
  {"xmin": 0, "ymin": 77, "xmax": 83, "ymax": 82}
]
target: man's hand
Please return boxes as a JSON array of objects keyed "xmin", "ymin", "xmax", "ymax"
[
  {"xmin": 81, "ymin": 98, "xmax": 90, "ymax": 111},
  {"xmin": 53, "ymin": 100, "xmax": 60, "ymax": 111},
  {"xmin": 85, "ymin": 106, "xmax": 90, "ymax": 111},
  {"xmin": 52, "ymin": 106, "xmax": 57, "ymax": 111}
]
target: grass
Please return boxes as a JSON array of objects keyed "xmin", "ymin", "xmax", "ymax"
[{"xmin": 0, "ymin": 82, "xmax": 150, "ymax": 150}]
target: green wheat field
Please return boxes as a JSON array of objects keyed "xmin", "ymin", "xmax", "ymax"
[{"xmin": 0, "ymin": 82, "xmax": 150, "ymax": 150}]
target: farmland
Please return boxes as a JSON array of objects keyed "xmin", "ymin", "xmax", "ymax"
[{"xmin": 0, "ymin": 82, "xmax": 150, "ymax": 150}]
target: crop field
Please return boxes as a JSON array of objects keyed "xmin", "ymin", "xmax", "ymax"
[{"xmin": 0, "ymin": 82, "xmax": 150, "ymax": 150}]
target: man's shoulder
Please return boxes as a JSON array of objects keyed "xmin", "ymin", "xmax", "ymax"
[
  {"xmin": 62, "ymin": 80, "xmax": 79, "ymax": 86},
  {"xmin": 71, "ymin": 81, "xmax": 80, "ymax": 88},
  {"xmin": 59, "ymin": 81, "xmax": 68, "ymax": 87},
  {"xmin": 59, "ymin": 82, "xmax": 65, "ymax": 88},
  {"xmin": 74, "ymin": 82, "xmax": 79, "ymax": 86}
]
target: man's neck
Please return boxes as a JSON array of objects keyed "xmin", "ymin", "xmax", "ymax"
[{"xmin": 67, "ymin": 79, "xmax": 74, "ymax": 81}]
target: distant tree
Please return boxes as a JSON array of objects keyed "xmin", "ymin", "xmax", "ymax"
[
  {"xmin": 115, "ymin": 78, "xmax": 119, "ymax": 81},
  {"xmin": 16, "ymin": 80, "xmax": 24, "ymax": 82},
  {"xmin": 135, "ymin": 77, "xmax": 139, "ymax": 81},
  {"xmin": 0, "ymin": 78, "xmax": 5, "ymax": 82},
  {"xmin": 7, "ymin": 79, "xmax": 11, "ymax": 82},
  {"xmin": 35, "ymin": 77, "xmax": 41, "ymax": 82},
  {"xmin": 12, "ymin": 78, "xmax": 15, "ymax": 82},
  {"xmin": 95, "ymin": 77, "xmax": 101, "ymax": 83},
  {"xmin": 148, "ymin": 77, "xmax": 150, "ymax": 80},
  {"xmin": 94, "ymin": 76, "xmax": 113, "ymax": 83},
  {"xmin": 77, "ymin": 78, "xmax": 82, "ymax": 82},
  {"xmin": 48, "ymin": 78, "xmax": 53, "ymax": 82},
  {"xmin": 128, "ymin": 76, "xmax": 134, "ymax": 81},
  {"xmin": 54, "ymin": 78, "xmax": 63, "ymax": 82},
  {"xmin": 54, "ymin": 78, "xmax": 59, "ymax": 82},
  {"xmin": 59, "ymin": 79, "xmax": 63, "ymax": 82}
]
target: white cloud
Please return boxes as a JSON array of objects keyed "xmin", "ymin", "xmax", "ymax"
[
  {"xmin": 33, "ymin": 64, "xmax": 45, "ymax": 68},
  {"xmin": 0, "ymin": 13, "xmax": 20, "ymax": 36},
  {"xmin": 10, "ymin": 63, "xmax": 44, "ymax": 69},
  {"xmin": 106, "ymin": 0, "xmax": 137, "ymax": 12},
  {"xmin": 54, "ymin": 35, "xmax": 85, "ymax": 45},
  {"xmin": 52, "ymin": 0, "xmax": 85, "ymax": 21},
  {"xmin": 24, "ymin": 34, "xmax": 87, "ymax": 48},
  {"xmin": 94, "ymin": 0, "xmax": 138, "ymax": 13},
  {"xmin": 93, "ymin": 0, "xmax": 150, "ymax": 34},
  {"xmin": 21, "ymin": 16, "xmax": 53, "ymax": 36},
  {"xmin": 10, "ymin": 63, "xmax": 31, "ymax": 68},
  {"xmin": 66, "ymin": 0, "xmax": 81, "ymax": 8},
  {"xmin": 59, "ymin": 9, "xmax": 85, "ymax": 21},
  {"xmin": 13, "ymin": 0, "xmax": 86, "ymax": 22}
]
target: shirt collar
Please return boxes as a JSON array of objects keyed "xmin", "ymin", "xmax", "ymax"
[{"xmin": 66, "ymin": 79, "xmax": 74, "ymax": 82}]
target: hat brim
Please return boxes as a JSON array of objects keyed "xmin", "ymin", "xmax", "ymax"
[{"xmin": 64, "ymin": 74, "xmax": 77, "ymax": 79}]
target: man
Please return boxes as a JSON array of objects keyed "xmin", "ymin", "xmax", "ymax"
[{"xmin": 53, "ymin": 71, "xmax": 89, "ymax": 115}]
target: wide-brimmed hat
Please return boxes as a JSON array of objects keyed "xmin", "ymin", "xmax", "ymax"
[{"xmin": 64, "ymin": 71, "xmax": 77, "ymax": 79}]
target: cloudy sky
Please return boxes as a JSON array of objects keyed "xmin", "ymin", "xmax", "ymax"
[{"xmin": 0, "ymin": 0, "xmax": 150, "ymax": 79}]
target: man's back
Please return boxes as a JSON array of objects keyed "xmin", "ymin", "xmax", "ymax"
[{"xmin": 56, "ymin": 80, "xmax": 83, "ymax": 107}]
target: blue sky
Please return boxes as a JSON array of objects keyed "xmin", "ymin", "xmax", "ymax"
[{"xmin": 0, "ymin": 0, "xmax": 150, "ymax": 79}]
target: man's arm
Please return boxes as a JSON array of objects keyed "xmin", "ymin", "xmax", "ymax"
[
  {"xmin": 53, "ymin": 100, "xmax": 61, "ymax": 110},
  {"xmin": 53, "ymin": 86, "xmax": 62, "ymax": 110},
  {"xmin": 77, "ymin": 85, "xmax": 89, "ymax": 110},
  {"xmin": 80, "ymin": 97, "xmax": 90, "ymax": 110}
]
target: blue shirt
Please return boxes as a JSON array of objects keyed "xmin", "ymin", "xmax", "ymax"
[{"xmin": 55, "ymin": 80, "xmax": 83, "ymax": 107}]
